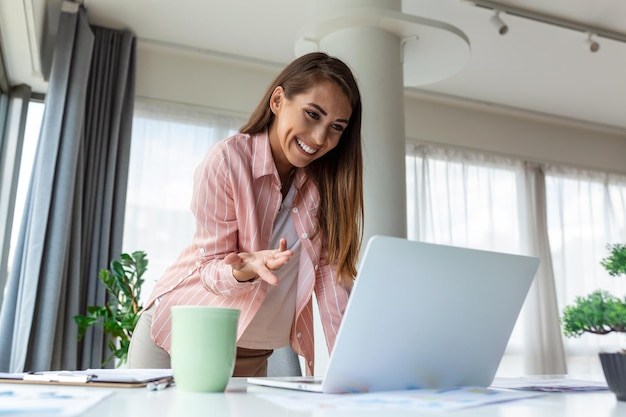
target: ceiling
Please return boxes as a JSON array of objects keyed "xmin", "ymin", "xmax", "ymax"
[{"xmin": 1, "ymin": 0, "xmax": 625, "ymax": 131}]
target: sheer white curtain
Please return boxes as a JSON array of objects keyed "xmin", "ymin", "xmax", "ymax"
[
  {"xmin": 520, "ymin": 164, "xmax": 567, "ymax": 375},
  {"xmin": 407, "ymin": 143, "xmax": 626, "ymax": 377},
  {"xmin": 122, "ymin": 99, "xmax": 246, "ymax": 302},
  {"xmin": 407, "ymin": 144, "xmax": 522, "ymax": 251},
  {"xmin": 545, "ymin": 167, "xmax": 626, "ymax": 374},
  {"xmin": 406, "ymin": 144, "xmax": 566, "ymax": 376}
]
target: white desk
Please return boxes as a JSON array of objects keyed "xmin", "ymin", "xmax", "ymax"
[{"xmin": 3, "ymin": 378, "xmax": 624, "ymax": 417}]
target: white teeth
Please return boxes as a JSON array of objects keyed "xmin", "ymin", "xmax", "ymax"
[{"xmin": 296, "ymin": 138, "xmax": 316, "ymax": 155}]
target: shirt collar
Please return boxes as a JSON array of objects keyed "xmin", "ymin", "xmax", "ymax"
[
  {"xmin": 251, "ymin": 128, "xmax": 277, "ymax": 181},
  {"xmin": 251, "ymin": 128, "xmax": 306, "ymax": 188}
]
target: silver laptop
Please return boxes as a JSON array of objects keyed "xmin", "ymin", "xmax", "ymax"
[{"xmin": 248, "ymin": 235, "xmax": 539, "ymax": 394}]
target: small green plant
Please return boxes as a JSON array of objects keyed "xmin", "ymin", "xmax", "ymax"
[
  {"xmin": 562, "ymin": 243, "xmax": 626, "ymax": 340},
  {"xmin": 601, "ymin": 243, "xmax": 626, "ymax": 277},
  {"xmin": 74, "ymin": 251, "xmax": 148, "ymax": 367}
]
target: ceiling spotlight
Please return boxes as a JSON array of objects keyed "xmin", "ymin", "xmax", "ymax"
[
  {"xmin": 584, "ymin": 32, "xmax": 600, "ymax": 53},
  {"xmin": 490, "ymin": 10, "xmax": 508, "ymax": 35}
]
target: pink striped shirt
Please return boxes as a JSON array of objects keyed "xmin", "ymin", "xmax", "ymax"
[{"xmin": 145, "ymin": 130, "xmax": 352, "ymax": 375}]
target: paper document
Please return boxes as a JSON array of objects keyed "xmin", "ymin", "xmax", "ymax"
[
  {"xmin": 0, "ymin": 384, "xmax": 112, "ymax": 416},
  {"xmin": 491, "ymin": 376, "xmax": 608, "ymax": 392},
  {"xmin": 253, "ymin": 386, "xmax": 542, "ymax": 412}
]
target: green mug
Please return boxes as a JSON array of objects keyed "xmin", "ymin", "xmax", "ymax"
[{"xmin": 170, "ymin": 306, "xmax": 240, "ymax": 392}]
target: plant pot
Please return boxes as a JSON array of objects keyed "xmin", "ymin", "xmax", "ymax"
[{"xmin": 599, "ymin": 352, "xmax": 626, "ymax": 401}]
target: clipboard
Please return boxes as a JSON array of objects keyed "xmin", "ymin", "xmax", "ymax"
[{"xmin": 0, "ymin": 368, "xmax": 174, "ymax": 388}]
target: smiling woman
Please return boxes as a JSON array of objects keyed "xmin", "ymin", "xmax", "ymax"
[{"xmin": 126, "ymin": 52, "xmax": 364, "ymax": 379}]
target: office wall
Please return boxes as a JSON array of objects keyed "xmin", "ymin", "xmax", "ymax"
[
  {"xmin": 135, "ymin": 43, "xmax": 276, "ymax": 119},
  {"xmin": 135, "ymin": 43, "xmax": 626, "ymax": 175},
  {"xmin": 404, "ymin": 93, "xmax": 626, "ymax": 174}
]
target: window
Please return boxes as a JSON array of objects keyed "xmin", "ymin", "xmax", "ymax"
[
  {"xmin": 407, "ymin": 143, "xmax": 626, "ymax": 376},
  {"xmin": 122, "ymin": 99, "xmax": 245, "ymax": 302},
  {"xmin": 406, "ymin": 145, "xmax": 522, "ymax": 252},
  {"xmin": 406, "ymin": 144, "xmax": 528, "ymax": 376},
  {"xmin": 545, "ymin": 168, "xmax": 626, "ymax": 373},
  {"xmin": 4, "ymin": 100, "xmax": 44, "ymax": 279}
]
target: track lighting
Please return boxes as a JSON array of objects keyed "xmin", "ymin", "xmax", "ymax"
[
  {"xmin": 468, "ymin": 0, "xmax": 626, "ymax": 47},
  {"xmin": 584, "ymin": 33, "xmax": 600, "ymax": 53},
  {"xmin": 490, "ymin": 10, "xmax": 508, "ymax": 35}
]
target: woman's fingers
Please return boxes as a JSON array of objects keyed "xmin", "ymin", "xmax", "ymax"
[{"xmin": 225, "ymin": 239, "xmax": 293, "ymax": 285}]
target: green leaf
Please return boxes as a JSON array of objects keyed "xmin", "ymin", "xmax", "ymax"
[
  {"xmin": 562, "ymin": 243, "xmax": 626, "ymax": 339},
  {"xmin": 74, "ymin": 250, "xmax": 148, "ymax": 367},
  {"xmin": 600, "ymin": 243, "xmax": 626, "ymax": 277},
  {"xmin": 86, "ymin": 305, "xmax": 107, "ymax": 317},
  {"xmin": 562, "ymin": 290, "xmax": 626, "ymax": 337}
]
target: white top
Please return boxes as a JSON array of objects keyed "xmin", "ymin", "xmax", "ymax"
[{"xmin": 238, "ymin": 185, "xmax": 300, "ymax": 349}]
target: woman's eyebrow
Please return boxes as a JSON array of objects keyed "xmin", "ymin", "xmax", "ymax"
[{"xmin": 307, "ymin": 103, "xmax": 349, "ymax": 124}]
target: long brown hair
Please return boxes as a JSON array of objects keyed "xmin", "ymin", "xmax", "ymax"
[{"xmin": 241, "ymin": 52, "xmax": 363, "ymax": 286}]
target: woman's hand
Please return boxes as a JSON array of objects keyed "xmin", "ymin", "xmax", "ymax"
[{"xmin": 224, "ymin": 238, "xmax": 293, "ymax": 286}]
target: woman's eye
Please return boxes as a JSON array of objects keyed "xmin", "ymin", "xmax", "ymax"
[
  {"xmin": 306, "ymin": 110, "xmax": 320, "ymax": 120},
  {"xmin": 331, "ymin": 124, "xmax": 345, "ymax": 132}
]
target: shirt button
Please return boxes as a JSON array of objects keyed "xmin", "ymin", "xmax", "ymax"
[
  {"xmin": 292, "ymin": 207, "xmax": 298, "ymax": 213},
  {"xmin": 195, "ymin": 261, "xmax": 201, "ymax": 267},
  {"xmin": 309, "ymin": 361, "xmax": 313, "ymax": 367},
  {"xmin": 297, "ymin": 332, "xmax": 302, "ymax": 338},
  {"xmin": 199, "ymin": 248, "xmax": 205, "ymax": 254},
  {"xmin": 188, "ymin": 270, "xmax": 193, "ymax": 275},
  {"xmin": 301, "ymin": 232, "xmax": 308, "ymax": 239},
  {"xmin": 314, "ymin": 264, "xmax": 319, "ymax": 271}
]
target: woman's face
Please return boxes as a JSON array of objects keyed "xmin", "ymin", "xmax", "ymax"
[{"xmin": 268, "ymin": 80, "xmax": 352, "ymax": 177}]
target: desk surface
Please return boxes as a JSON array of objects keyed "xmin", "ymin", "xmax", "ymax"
[{"xmin": 2, "ymin": 378, "xmax": 624, "ymax": 417}]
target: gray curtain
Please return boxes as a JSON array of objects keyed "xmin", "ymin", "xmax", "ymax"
[{"xmin": 0, "ymin": 4, "xmax": 135, "ymax": 372}]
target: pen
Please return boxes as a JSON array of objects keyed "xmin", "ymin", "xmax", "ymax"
[{"xmin": 146, "ymin": 378, "xmax": 174, "ymax": 391}]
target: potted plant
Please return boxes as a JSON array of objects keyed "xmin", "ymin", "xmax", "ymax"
[
  {"xmin": 561, "ymin": 243, "xmax": 626, "ymax": 401},
  {"xmin": 74, "ymin": 251, "xmax": 148, "ymax": 367}
]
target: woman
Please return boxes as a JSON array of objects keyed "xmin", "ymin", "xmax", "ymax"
[{"xmin": 127, "ymin": 52, "xmax": 364, "ymax": 377}]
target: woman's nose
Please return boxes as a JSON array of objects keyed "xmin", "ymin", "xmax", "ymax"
[{"xmin": 310, "ymin": 125, "xmax": 328, "ymax": 145}]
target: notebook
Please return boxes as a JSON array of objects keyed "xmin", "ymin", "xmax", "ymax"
[
  {"xmin": 247, "ymin": 235, "xmax": 539, "ymax": 394},
  {"xmin": 0, "ymin": 368, "xmax": 174, "ymax": 388}
]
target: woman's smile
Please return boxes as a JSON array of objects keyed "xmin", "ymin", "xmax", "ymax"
[{"xmin": 296, "ymin": 137, "xmax": 317, "ymax": 155}]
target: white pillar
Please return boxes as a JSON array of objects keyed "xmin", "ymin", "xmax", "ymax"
[
  {"xmin": 309, "ymin": 0, "xmax": 407, "ymax": 247},
  {"xmin": 320, "ymin": 25, "xmax": 407, "ymax": 243}
]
